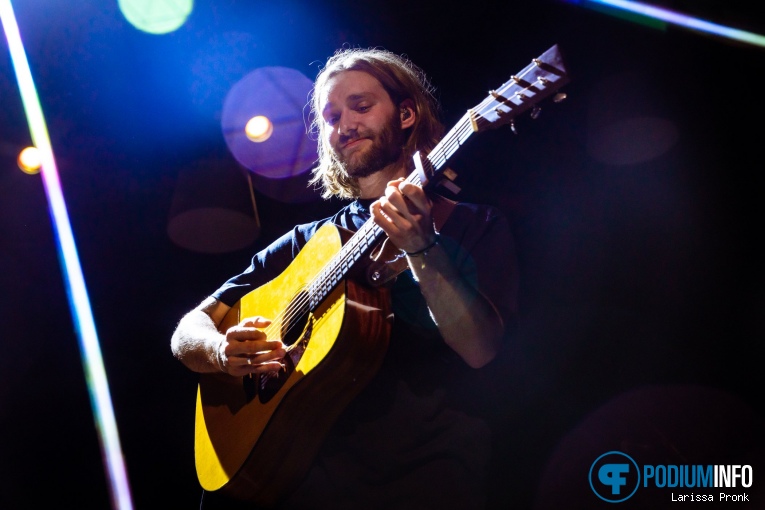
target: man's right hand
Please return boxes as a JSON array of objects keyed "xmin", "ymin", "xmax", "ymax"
[{"xmin": 217, "ymin": 316, "xmax": 287, "ymax": 376}]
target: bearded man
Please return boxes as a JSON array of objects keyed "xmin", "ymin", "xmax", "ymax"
[{"xmin": 171, "ymin": 47, "xmax": 518, "ymax": 509}]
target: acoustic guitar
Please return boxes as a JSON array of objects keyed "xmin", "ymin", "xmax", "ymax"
[{"xmin": 194, "ymin": 44, "xmax": 570, "ymax": 505}]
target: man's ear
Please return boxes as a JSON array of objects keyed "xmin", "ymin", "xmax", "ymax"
[{"xmin": 399, "ymin": 100, "xmax": 416, "ymax": 129}]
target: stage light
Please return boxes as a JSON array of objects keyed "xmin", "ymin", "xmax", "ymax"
[
  {"xmin": 168, "ymin": 157, "xmax": 261, "ymax": 254},
  {"xmin": 245, "ymin": 115, "xmax": 274, "ymax": 143},
  {"xmin": 118, "ymin": 0, "xmax": 193, "ymax": 35},
  {"xmin": 17, "ymin": 145, "xmax": 41, "ymax": 174},
  {"xmin": 222, "ymin": 67, "xmax": 319, "ymax": 203}
]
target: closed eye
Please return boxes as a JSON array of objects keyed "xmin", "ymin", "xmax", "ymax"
[{"xmin": 356, "ymin": 105, "xmax": 370, "ymax": 113}]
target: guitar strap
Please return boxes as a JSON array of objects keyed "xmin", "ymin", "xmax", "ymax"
[{"xmin": 364, "ymin": 193, "xmax": 457, "ymax": 287}]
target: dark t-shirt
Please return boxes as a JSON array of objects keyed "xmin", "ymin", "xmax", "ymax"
[{"xmin": 204, "ymin": 198, "xmax": 518, "ymax": 509}]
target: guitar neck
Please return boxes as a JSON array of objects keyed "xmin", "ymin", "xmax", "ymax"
[
  {"xmin": 308, "ymin": 220, "xmax": 385, "ymax": 310},
  {"xmin": 412, "ymin": 111, "xmax": 476, "ymax": 194}
]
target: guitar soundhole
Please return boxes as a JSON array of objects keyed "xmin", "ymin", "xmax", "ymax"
[
  {"xmin": 282, "ymin": 291, "xmax": 310, "ymax": 346},
  {"xmin": 255, "ymin": 293, "xmax": 312, "ymax": 404},
  {"xmin": 256, "ymin": 351, "xmax": 296, "ymax": 404}
]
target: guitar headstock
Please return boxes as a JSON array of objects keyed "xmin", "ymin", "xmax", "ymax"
[
  {"xmin": 471, "ymin": 44, "xmax": 570, "ymax": 133},
  {"xmin": 412, "ymin": 44, "xmax": 570, "ymax": 194}
]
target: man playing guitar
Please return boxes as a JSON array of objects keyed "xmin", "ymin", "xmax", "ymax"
[{"xmin": 171, "ymin": 47, "xmax": 519, "ymax": 509}]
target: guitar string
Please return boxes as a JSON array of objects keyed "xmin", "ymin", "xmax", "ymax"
[{"xmin": 254, "ymin": 61, "xmax": 553, "ymax": 356}]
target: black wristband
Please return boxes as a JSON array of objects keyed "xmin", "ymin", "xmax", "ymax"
[{"xmin": 406, "ymin": 234, "xmax": 440, "ymax": 257}]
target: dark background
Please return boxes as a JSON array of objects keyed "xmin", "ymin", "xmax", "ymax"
[{"xmin": 1, "ymin": 1, "xmax": 763, "ymax": 508}]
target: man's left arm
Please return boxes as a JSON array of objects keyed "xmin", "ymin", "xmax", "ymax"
[
  {"xmin": 371, "ymin": 179, "xmax": 513, "ymax": 368},
  {"xmin": 406, "ymin": 240, "xmax": 505, "ymax": 368}
]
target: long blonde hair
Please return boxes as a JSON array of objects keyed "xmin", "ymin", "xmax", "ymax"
[{"xmin": 308, "ymin": 48, "xmax": 444, "ymax": 199}]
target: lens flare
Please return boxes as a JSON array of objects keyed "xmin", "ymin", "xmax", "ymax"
[
  {"xmin": 1, "ymin": 2, "xmax": 134, "ymax": 509},
  {"xmin": 118, "ymin": 0, "xmax": 193, "ymax": 35},
  {"xmin": 17, "ymin": 145, "xmax": 41, "ymax": 173},
  {"xmin": 569, "ymin": 0, "xmax": 765, "ymax": 48}
]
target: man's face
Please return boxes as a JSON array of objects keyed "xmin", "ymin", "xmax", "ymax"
[{"xmin": 320, "ymin": 70, "xmax": 405, "ymax": 178}]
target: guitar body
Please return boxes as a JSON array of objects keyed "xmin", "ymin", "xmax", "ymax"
[{"xmin": 194, "ymin": 223, "xmax": 392, "ymax": 505}]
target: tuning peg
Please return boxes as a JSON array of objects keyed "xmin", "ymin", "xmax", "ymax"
[
  {"xmin": 553, "ymin": 92, "xmax": 567, "ymax": 103},
  {"xmin": 530, "ymin": 106, "xmax": 541, "ymax": 120},
  {"xmin": 510, "ymin": 119, "xmax": 518, "ymax": 135}
]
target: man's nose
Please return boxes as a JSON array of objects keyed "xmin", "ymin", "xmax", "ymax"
[{"xmin": 337, "ymin": 111, "xmax": 357, "ymax": 136}]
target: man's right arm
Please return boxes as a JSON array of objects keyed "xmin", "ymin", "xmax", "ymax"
[
  {"xmin": 170, "ymin": 296, "xmax": 232, "ymax": 374},
  {"xmin": 171, "ymin": 296, "xmax": 286, "ymax": 376}
]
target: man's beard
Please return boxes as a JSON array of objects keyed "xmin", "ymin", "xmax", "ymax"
[{"xmin": 337, "ymin": 115, "xmax": 405, "ymax": 179}]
